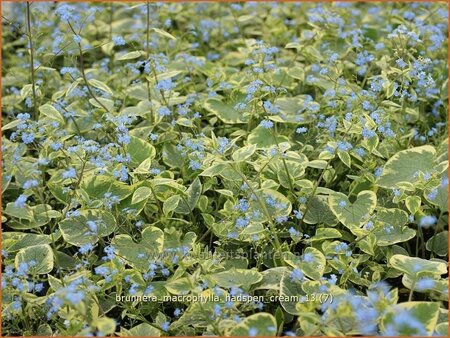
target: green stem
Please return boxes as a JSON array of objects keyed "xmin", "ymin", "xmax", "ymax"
[
  {"xmin": 408, "ymin": 277, "xmax": 417, "ymax": 301},
  {"xmin": 67, "ymin": 21, "xmax": 111, "ymax": 113},
  {"xmin": 227, "ymin": 162, "xmax": 282, "ymax": 254},
  {"xmin": 26, "ymin": 2, "xmax": 37, "ymax": 119}
]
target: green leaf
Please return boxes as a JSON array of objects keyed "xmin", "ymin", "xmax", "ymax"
[
  {"xmin": 253, "ymin": 189, "xmax": 292, "ymax": 220},
  {"xmin": 377, "ymin": 208, "xmax": 409, "ymax": 227},
  {"xmin": 162, "ymin": 143, "xmax": 184, "ymax": 168},
  {"xmin": 358, "ymin": 234, "xmax": 377, "ymax": 255},
  {"xmin": 119, "ymin": 323, "xmax": 160, "ymax": 336},
  {"xmin": 3, "ymin": 232, "xmax": 51, "ymax": 253},
  {"xmin": 126, "ymin": 136, "xmax": 156, "ymax": 167},
  {"xmin": 4, "ymin": 202, "xmax": 34, "ymax": 221},
  {"xmin": 309, "ymin": 228, "xmax": 342, "ymax": 242},
  {"xmin": 337, "ymin": 151, "xmax": 351, "ymax": 168},
  {"xmin": 229, "ymin": 313, "xmax": 277, "ymax": 336},
  {"xmin": 89, "ymin": 97, "xmax": 114, "ymax": 111},
  {"xmin": 389, "ymin": 254, "xmax": 447, "ymax": 276},
  {"xmin": 381, "ymin": 302, "xmax": 440, "ymax": 336},
  {"xmin": 1, "ymin": 120, "xmax": 23, "ymax": 131},
  {"xmin": 199, "ymin": 162, "xmax": 228, "ymax": 177},
  {"xmin": 232, "ymin": 144, "xmax": 257, "ymax": 162},
  {"xmin": 15, "ymin": 244, "xmax": 54, "ymax": 274},
  {"xmin": 81, "ymin": 175, "xmax": 133, "ymax": 200},
  {"xmin": 303, "ymin": 196, "xmax": 337, "ymax": 225},
  {"xmin": 435, "ymin": 322, "xmax": 448, "ymax": 336},
  {"xmin": 204, "ymin": 98, "xmax": 247, "ymax": 124},
  {"xmin": 426, "ymin": 231, "xmax": 448, "ymax": 256},
  {"xmin": 329, "ymin": 190, "xmax": 377, "ymax": 229},
  {"xmin": 276, "ymin": 160, "xmax": 305, "ymax": 189},
  {"xmin": 405, "ymin": 196, "xmax": 421, "ymax": 215},
  {"xmin": 131, "ymin": 186, "xmax": 152, "ymax": 204},
  {"xmin": 377, "ymin": 146, "xmax": 437, "ymax": 189},
  {"xmin": 271, "ymin": 96, "xmax": 314, "ymax": 124},
  {"xmin": 254, "ymin": 267, "xmax": 289, "ymax": 290},
  {"xmin": 95, "ymin": 317, "xmax": 117, "ymax": 335},
  {"xmin": 248, "ymin": 126, "xmax": 289, "ymax": 149},
  {"xmin": 209, "ymin": 268, "xmax": 262, "ymax": 288},
  {"xmin": 88, "ymin": 79, "xmax": 114, "ymax": 96},
  {"xmin": 112, "ymin": 226, "xmax": 164, "ymax": 271},
  {"xmin": 374, "ymin": 224, "xmax": 416, "ymax": 246},
  {"xmin": 280, "ymin": 273, "xmax": 304, "ymax": 315},
  {"xmin": 288, "ymin": 66, "xmax": 305, "ymax": 80},
  {"xmin": 116, "ymin": 51, "xmax": 144, "ymax": 61},
  {"xmin": 165, "ymin": 276, "xmax": 196, "ymax": 295},
  {"xmin": 424, "ymin": 170, "xmax": 448, "ymax": 212},
  {"xmin": 163, "ymin": 195, "xmax": 181, "ymax": 216},
  {"xmin": 59, "ymin": 209, "xmax": 116, "ymax": 246},
  {"xmin": 38, "ymin": 104, "xmax": 65, "ymax": 125},
  {"xmin": 174, "ymin": 177, "xmax": 202, "ymax": 214},
  {"xmin": 283, "ymin": 247, "xmax": 326, "ymax": 280},
  {"xmin": 133, "ymin": 158, "xmax": 153, "ymax": 175},
  {"xmin": 152, "ymin": 27, "xmax": 176, "ymax": 40}
]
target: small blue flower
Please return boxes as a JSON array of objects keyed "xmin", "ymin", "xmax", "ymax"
[
  {"xmin": 303, "ymin": 253, "xmax": 314, "ymax": 263},
  {"xmin": 396, "ymin": 58, "xmax": 407, "ymax": 69},
  {"xmin": 289, "ymin": 227, "xmax": 301, "ymax": 237},
  {"xmin": 188, "ymin": 160, "xmax": 201, "ymax": 170},
  {"xmin": 62, "ymin": 168, "xmax": 77, "ymax": 179},
  {"xmin": 112, "ymin": 36, "xmax": 126, "ymax": 46},
  {"xmin": 161, "ymin": 322, "xmax": 170, "ymax": 332},
  {"xmin": 290, "ymin": 269, "xmax": 304, "ymax": 282},
  {"xmin": 79, "ymin": 243, "xmax": 94, "ymax": 255},
  {"xmin": 21, "ymin": 133, "xmax": 35, "ymax": 144},
  {"xmin": 158, "ymin": 106, "xmax": 171, "ymax": 117},
  {"xmin": 86, "ymin": 220, "xmax": 98, "ymax": 233},
  {"xmin": 259, "ymin": 119, "xmax": 273, "ymax": 129},
  {"xmin": 235, "ymin": 217, "xmax": 249, "ymax": 228},
  {"xmin": 365, "ymin": 221, "xmax": 374, "ymax": 230},
  {"xmin": 419, "ymin": 215, "xmax": 437, "ymax": 228},
  {"xmin": 14, "ymin": 195, "xmax": 28, "ymax": 208},
  {"xmin": 427, "ymin": 189, "xmax": 438, "ymax": 201},
  {"xmin": 155, "ymin": 78, "xmax": 175, "ymax": 92},
  {"xmin": 23, "ymin": 179, "xmax": 39, "ymax": 189},
  {"xmin": 263, "ymin": 100, "xmax": 279, "ymax": 114},
  {"xmin": 296, "ymin": 127, "xmax": 308, "ymax": 134},
  {"xmin": 248, "ymin": 328, "xmax": 258, "ymax": 337},
  {"xmin": 415, "ymin": 278, "xmax": 435, "ymax": 291}
]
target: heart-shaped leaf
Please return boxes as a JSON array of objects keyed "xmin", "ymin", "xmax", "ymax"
[
  {"xmin": 377, "ymin": 145, "xmax": 437, "ymax": 189},
  {"xmin": 229, "ymin": 313, "xmax": 277, "ymax": 336},
  {"xmin": 15, "ymin": 244, "xmax": 54, "ymax": 274},
  {"xmin": 209, "ymin": 268, "xmax": 262, "ymax": 288},
  {"xmin": 283, "ymin": 247, "xmax": 326, "ymax": 280},
  {"xmin": 59, "ymin": 209, "xmax": 116, "ymax": 246},
  {"xmin": 112, "ymin": 226, "xmax": 164, "ymax": 271},
  {"xmin": 389, "ymin": 254, "xmax": 447, "ymax": 277},
  {"xmin": 329, "ymin": 190, "xmax": 377, "ymax": 229}
]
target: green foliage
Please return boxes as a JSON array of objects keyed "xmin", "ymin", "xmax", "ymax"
[{"xmin": 1, "ymin": 1, "xmax": 448, "ymax": 336}]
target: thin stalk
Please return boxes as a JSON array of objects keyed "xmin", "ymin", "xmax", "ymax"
[
  {"xmin": 429, "ymin": 211, "xmax": 443, "ymax": 258},
  {"xmin": 262, "ymin": 105, "xmax": 295, "ymax": 194},
  {"xmin": 67, "ymin": 20, "xmax": 111, "ymax": 113},
  {"xmin": 26, "ymin": 2, "xmax": 37, "ymax": 119},
  {"xmin": 145, "ymin": 1, "xmax": 153, "ymax": 120},
  {"xmin": 227, "ymin": 162, "xmax": 282, "ymax": 253},
  {"xmin": 109, "ymin": 2, "xmax": 113, "ymax": 40},
  {"xmin": 146, "ymin": 2, "xmax": 150, "ymax": 59},
  {"xmin": 408, "ymin": 277, "xmax": 417, "ymax": 301},
  {"xmin": 299, "ymin": 122, "xmax": 354, "ymax": 230}
]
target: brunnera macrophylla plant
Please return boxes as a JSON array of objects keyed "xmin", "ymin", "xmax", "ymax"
[{"xmin": 1, "ymin": 1, "xmax": 448, "ymax": 336}]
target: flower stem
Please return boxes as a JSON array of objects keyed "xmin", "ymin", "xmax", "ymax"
[{"xmin": 26, "ymin": 2, "xmax": 37, "ymax": 119}]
